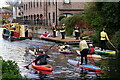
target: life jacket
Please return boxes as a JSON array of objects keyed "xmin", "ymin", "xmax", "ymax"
[
  {"xmin": 74, "ymin": 27, "xmax": 79, "ymax": 32},
  {"xmin": 89, "ymin": 48, "xmax": 95, "ymax": 54},
  {"xmin": 60, "ymin": 27, "xmax": 65, "ymax": 32},
  {"xmin": 40, "ymin": 56, "xmax": 47, "ymax": 63},
  {"xmin": 100, "ymin": 31, "xmax": 109, "ymax": 40},
  {"xmin": 53, "ymin": 27, "xmax": 56, "ymax": 31}
]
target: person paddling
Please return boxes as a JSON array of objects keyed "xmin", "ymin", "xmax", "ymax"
[
  {"xmin": 33, "ymin": 49, "xmax": 50, "ymax": 65},
  {"xmin": 100, "ymin": 28, "xmax": 109, "ymax": 51},
  {"xmin": 79, "ymin": 37, "xmax": 89, "ymax": 65}
]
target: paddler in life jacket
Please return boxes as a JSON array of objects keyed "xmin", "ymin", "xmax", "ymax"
[
  {"xmin": 33, "ymin": 49, "xmax": 50, "ymax": 65},
  {"xmin": 88, "ymin": 44, "xmax": 95, "ymax": 54},
  {"xmin": 74, "ymin": 25, "xmax": 80, "ymax": 40},
  {"xmin": 60, "ymin": 24, "xmax": 66, "ymax": 39},
  {"xmin": 100, "ymin": 28, "xmax": 109, "ymax": 51},
  {"xmin": 52, "ymin": 23, "xmax": 57, "ymax": 37}
]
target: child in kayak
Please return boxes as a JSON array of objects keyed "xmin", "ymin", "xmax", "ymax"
[
  {"xmin": 33, "ymin": 49, "xmax": 50, "ymax": 65},
  {"xmin": 88, "ymin": 44, "xmax": 95, "ymax": 54}
]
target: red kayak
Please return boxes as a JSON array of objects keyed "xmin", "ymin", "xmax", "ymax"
[{"xmin": 32, "ymin": 62, "xmax": 53, "ymax": 71}]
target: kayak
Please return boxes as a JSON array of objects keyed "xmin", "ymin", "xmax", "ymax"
[
  {"xmin": 95, "ymin": 49, "xmax": 116, "ymax": 55},
  {"xmin": 68, "ymin": 59, "xmax": 102, "ymax": 72},
  {"xmin": 76, "ymin": 50, "xmax": 102, "ymax": 59},
  {"xmin": 59, "ymin": 49, "xmax": 72, "ymax": 54},
  {"xmin": 32, "ymin": 62, "xmax": 53, "ymax": 71}
]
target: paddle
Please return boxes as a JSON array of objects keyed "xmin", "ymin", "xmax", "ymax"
[
  {"xmin": 24, "ymin": 43, "xmax": 57, "ymax": 69},
  {"xmin": 76, "ymin": 50, "xmax": 81, "ymax": 66},
  {"xmin": 108, "ymin": 40, "xmax": 119, "ymax": 55}
]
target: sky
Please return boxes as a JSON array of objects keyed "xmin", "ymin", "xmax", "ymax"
[{"xmin": 0, "ymin": 0, "xmax": 9, "ymax": 8}]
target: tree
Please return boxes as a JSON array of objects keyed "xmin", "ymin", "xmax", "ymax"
[{"xmin": 85, "ymin": 2, "xmax": 120, "ymax": 33}]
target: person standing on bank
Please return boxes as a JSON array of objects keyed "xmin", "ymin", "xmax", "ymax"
[
  {"xmin": 60, "ymin": 24, "xmax": 66, "ymax": 39},
  {"xmin": 100, "ymin": 28, "xmax": 109, "ymax": 51},
  {"xmin": 74, "ymin": 25, "xmax": 80, "ymax": 40},
  {"xmin": 79, "ymin": 37, "xmax": 89, "ymax": 65},
  {"xmin": 52, "ymin": 23, "xmax": 57, "ymax": 37}
]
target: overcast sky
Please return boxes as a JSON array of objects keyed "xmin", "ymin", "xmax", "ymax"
[{"xmin": 0, "ymin": 0, "xmax": 9, "ymax": 8}]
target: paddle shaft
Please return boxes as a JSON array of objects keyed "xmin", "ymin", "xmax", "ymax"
[{"xmin": 108, "ymin": 40, "xmax": 119, "ymax": 55}]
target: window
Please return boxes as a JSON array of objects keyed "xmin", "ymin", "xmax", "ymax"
[
  {"xmin": 34, "ymin": 0, "xmax": 35, "ymax": 8},
  {"xmin": 62, "ymin": 13, "xmax": 72, "ymax": 17},
  {"xmin": 40, "ymin": 0, "xmax": 42, "ymax": 7},
  {"xmin": 36, "ymin": 0, "xmax": 39, "ymax": 7},
  {"xmin": 53, "ymin": 12, "xmax": 55, "ymax": 23},
  {"xmin": 31, "ymin": 2, "xmax": 32, "ymax": 8},
  {"xmin": 48, "ymin": 0, "xmax": 50, "ymax": 5},
  {"xmin": 29, "ymin": 2, "xmax": 30, "ymax": 9},
  {"xmin": 53, "ymin": 0, "xmax": 55, "ymax": 5},
  {"xmin": 64, "ymin": 0, "xmax": 70, "ymax": 4},
  {"xmin": 49, "ymin": 13, "xmax": 51, "ymax": 19},
  {"xmin": 26, "ymin": 4, "xmax": 27, "ymax": 10}
]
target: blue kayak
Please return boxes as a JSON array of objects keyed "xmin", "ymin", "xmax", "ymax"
[{"xmin": 68, "ymin": 59, "xmax": 101, "ymax": 72}]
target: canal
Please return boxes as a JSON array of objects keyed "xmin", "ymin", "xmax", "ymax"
[{"xmin": 0, "ymin": 28, "xmax": 120, "ymax": 80}]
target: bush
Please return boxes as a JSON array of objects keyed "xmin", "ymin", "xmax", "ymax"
[
  {"xmin": 1, "ymin": 59, "xmax": 27, "ymax": 80},
  {"xmin": 60, "ymin": 14, "xmax": 85, "ymax": 36}
]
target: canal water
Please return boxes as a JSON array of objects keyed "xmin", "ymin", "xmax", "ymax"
[{"xmin": 0, "ymin": 28, "xmax": 120, "ymax": 80}]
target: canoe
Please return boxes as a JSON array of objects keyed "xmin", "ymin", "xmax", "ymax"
[
  {"xmin": 76, "ymin": 50, "xmax": 102, "ymax": 59},
  {"xmin": 59, "ymin": 49, "xmax": 72, "ymax": 54},
  {"xmin": 32, "ymin": 62, "xmax": 53, "ymax": 71},
  {"xmin": 68, "ymin": 59, "xmax": 101, "ymax": 72},
  {"xmin": 95, "ymin": 49, "xmax": 116, "ymax": 54}
]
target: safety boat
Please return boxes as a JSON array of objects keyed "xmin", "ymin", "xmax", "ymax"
[
  {"xmin": 2, "ymin": 23, "xmax": 32, "ymax": 41},
  {"xmin": 32, "ymin": 62, "xmax": 53, "ymax": 71},
  {"xmin": 68, "ymin": 59, "xmax": 102, "ymax": 72}
]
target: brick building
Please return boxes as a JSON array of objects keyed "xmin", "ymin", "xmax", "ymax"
[
  {"xmin": 0, "ymin": 8, "xmax": 12, "ymax": 20},
  {"xmin": 20, "ymin": 0, "xmax": 86, "ymax": 26}
]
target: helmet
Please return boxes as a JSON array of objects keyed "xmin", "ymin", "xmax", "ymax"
[
  {"xmin": 62, "ymin": 24, "xmax": 65, "ymax": 26},
  {"xmin": 36, "ymin": 49, "xmax": 44, "ymax": 53}
]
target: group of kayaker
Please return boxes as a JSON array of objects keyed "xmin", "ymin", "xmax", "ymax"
[{"xmin": 25, "ymin": 28, "xmax": 110, "ymax": 73}]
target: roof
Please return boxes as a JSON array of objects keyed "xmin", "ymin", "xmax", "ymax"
[{"xmin": 0, "ymin": 9, "xmax": 12, "ymax": 13}]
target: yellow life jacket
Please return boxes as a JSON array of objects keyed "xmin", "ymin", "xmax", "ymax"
[{"xmin": 100, "ymin": 31, "xmax": 109, "ymax": 40}]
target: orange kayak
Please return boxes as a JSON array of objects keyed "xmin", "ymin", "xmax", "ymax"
[
  {"xmin": 76, "ymin": 50, "xmax": 102, "ymax": 59},
  {"xmin": 32, "ymin": 62, "xmax": 53, "ymax": 71}
]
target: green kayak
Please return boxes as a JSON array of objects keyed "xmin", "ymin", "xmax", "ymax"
[{"xmin": 95, "ymin": 49, "xmax": 116, "ymax": 55}]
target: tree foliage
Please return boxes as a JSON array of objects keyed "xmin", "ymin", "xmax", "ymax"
[
  {"xmin": 85, "ymin": 2, "xmax": 120, "ymax": 32},
  {"xmin": 60, "ymin": 14, "xmax": 85, "ymax": 36},
  {"xmin": 1, "ymin": 59, "xmax": 27, "ymax": 80},
  {"xmin": 85, "ymin": 2, "xmax": 120, "ymax": 50}
]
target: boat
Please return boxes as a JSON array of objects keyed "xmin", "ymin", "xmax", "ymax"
[
  {"xmin": 32, "ymin": 62, "xmax": 53, "ymax": 71},
  {"xmin": 59, "ymin": 49, "xmax": 73, "ymax": 54},
  {"xmin": 2, "ymin": 23, "xmax": 32, "ymax": 41},
  {"xmin": 95, "ymin": 49, "xmax": 116, "ymax": 55},
  {"xmin": 68, "ymin": 59, "xmax": 102, "ymax": 72},
  {"xmin": 76, "ymin": 50, "xmax": 102, "ymax": 59}
]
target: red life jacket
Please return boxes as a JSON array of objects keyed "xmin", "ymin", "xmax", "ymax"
[{"xmin": 90, "ymin": 48, "xmax": 95, "ymax": 53}]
